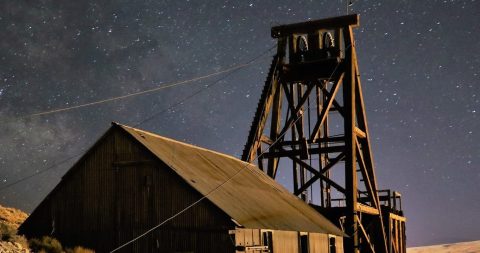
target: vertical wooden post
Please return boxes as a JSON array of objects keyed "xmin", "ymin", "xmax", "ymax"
[
  {"xmin": 343, "ymin": 25, "xmax": 359, "ymax": 253},
  {"xmin": 316, "ymin": 85, "xmax": 325, "ymax": 207},
  {"xmin": 268, "ymin": 76, "xmax": 282, "ymax": 177},
  {"xmin": 388, "ymin": 216, "xmax": 393, "ymax": 253},
  {"xmin": 297, "ymin": 84, "xmax": 307, "ymax": 201},
  {"xmin": 288, "ymin": 83, "xmax": 297, "ymax": 193},
  {"xmin": 322, "ymin": 82, "xmax": 331, "ymax": 208}
]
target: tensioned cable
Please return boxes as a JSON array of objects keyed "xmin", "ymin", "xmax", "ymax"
[
  {"xmin": 0, "ymin": 45, "xmax": 275, "ymax": 193},
  {"xmin": 133, "ymin": 69, "xmax": 237, "ymax": 128},
  {"xmin": 0, "ymin": 153, "xmax": 82, "ymax": 192},
  {"xmin": 110, "ymin": 46, "xmax": 347, "ymax": 253},
  {"xmin": 23, "ymin": 60, "xmax": 259, "ymax": 118},
  {"xmin": 132, "ymin": 45, "xmax": 276, "ymax": 128}
]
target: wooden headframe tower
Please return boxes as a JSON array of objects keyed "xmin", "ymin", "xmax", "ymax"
[{"xmin": 242, "ymin": 15, "xmax": 406, "ymax": 253}]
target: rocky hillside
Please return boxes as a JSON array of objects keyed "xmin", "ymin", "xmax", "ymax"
[
  {"xmin": 0, "ymin": 204, "xmax": 28, "ymax": 229},
  {"xmin": 408, "ymin": 240, "xmax": 480, "ymax": 253},
  {"xmin": 0, "ymin": 204, "xmax": 29, "ymax": 252}
]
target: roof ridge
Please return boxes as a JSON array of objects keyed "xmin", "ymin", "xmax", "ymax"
[{"xmin": 116, "ymin": 123, "xmax": 252, "ymax": 167}]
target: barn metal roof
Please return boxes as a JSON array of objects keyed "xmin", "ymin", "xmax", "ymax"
[{"xmin": 118, "ymin": 123, "xmax": 344, "ymax": 236}]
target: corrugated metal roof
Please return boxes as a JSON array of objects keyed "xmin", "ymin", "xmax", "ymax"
[{"xmin": 118, "ymin": 123, "xmax": 344, "ymax": 236}]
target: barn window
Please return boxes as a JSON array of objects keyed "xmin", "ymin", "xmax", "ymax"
[
  {"xmin": 299, "ymin": 233, "xmax": 309, "ymax": 253},
  {"xmin": 329, "ymin": 236, "xmax": 336, "ymax": 253},
  {"xmin": 262, "ymin": 231, "xmax": 273, "ymax": 252}
]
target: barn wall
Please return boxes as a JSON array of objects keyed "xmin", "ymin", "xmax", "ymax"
[
  {"xmin": 20, "ymin": 126, "xmax": 235, "ymax": 253},
  {"xmin": 271, "ymin": 230, "xmax": 299, "ymax": 253},
  {"xmin": 233, "ymin": 228, "xmax": 264, "ymax": 253},
  {"xmin": 17, "ymin": 196, "xmax": 52, "ymax": 238},
  {"xmin": 52, "ymin": 127, "xmax": 117, "ymax": 250},
  {"xmin": 309, "ymin": 232, "xmax": 329, "ymax": 253},
  {"xmin": 232, "ymin": 228, "xmax": 344, "ymax": 253},
  {"xmin": 336, "ymin": 235, "xmax": 344, "ymax": 253}
]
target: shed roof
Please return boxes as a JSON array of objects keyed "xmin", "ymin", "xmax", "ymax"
[{"xmin": 118, "ymin": 123, "xmax": 343, "ymax": 235}]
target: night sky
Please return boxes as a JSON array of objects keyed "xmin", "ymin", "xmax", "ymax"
[{"xmin": 0, "ymin": 0, "xmax": 479, "ymax": 247}]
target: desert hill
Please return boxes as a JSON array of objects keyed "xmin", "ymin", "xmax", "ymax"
[
  {"xmin": 408, "ymin": 240, "xmax": 480, "ymax": 253},
  {"xmin": 0, "ymin": 204, "xmax": 28, "ymax": 229},
  {"xmin": 0, "ymin": 204, "xmax": 29, "ymax": 252}
]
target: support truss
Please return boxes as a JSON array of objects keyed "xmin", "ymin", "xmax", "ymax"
[{"xmin": 241, "ymin": 15, "xmax": 406, "ymax": 253}]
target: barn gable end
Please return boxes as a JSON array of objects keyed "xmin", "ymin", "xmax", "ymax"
[{"xmin": 19, "ymin": 124, "xmax": 235, "ymax": 252}]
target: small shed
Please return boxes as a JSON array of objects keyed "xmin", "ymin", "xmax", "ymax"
[{"xmin": 19, "ymin": 123, "xmax": 344, "ymax": 253}]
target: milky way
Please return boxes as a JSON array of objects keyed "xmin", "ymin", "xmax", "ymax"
[{"xmin": 0, "ymin": 0, "xmax": 478, "ymax": 247}]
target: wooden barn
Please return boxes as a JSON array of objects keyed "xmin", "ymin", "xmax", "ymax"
[{"xmin": 19, "ymin": 123, "xmax": 345, "ymax": 253}]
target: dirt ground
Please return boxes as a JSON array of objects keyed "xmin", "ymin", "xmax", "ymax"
[{"xmin": 408, "ymin": 240, "xmax": 480, "ymax": 253}]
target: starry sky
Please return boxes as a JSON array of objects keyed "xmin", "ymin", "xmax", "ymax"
[{"xmin": 0, "ymin": 0, "xmax": 478, "ymax": 247}]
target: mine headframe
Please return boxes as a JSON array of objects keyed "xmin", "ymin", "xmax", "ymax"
[{"xmin": 241, "ymin": 14, "xmax": 406, "ymax": 253}]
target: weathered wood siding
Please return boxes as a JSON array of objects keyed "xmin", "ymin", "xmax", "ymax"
[
  {"xmin": 234, "ymin": 228, "xmax": 296, "ymax": 253},
  {"xmin": 336, "ymin": 235, "xmax": 344, "ymax": 253},
  {"xmin": 20, "ymin": 126, "xmax": 235, "ymax": 253},
  {"xmin": 272, "ymin": 230, "xmax": 299, "ymax": 253},
  {"xmin": 234, "ymin": 228, "xmax": 262, "ymax": 248},
  {"xmin": 309, "ymin": 232, "xmax": 329, "ymax": 253}
]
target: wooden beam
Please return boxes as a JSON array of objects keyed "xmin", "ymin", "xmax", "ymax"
[
  {"xmin": 290, "ymin": 155, "xmax": 346, "ymax": 195},
  {"xmin": 267, "ymin": 78, "xmax": 283, "ymax": 177},
  {"xmin": 322, "ymin": 85, "xmax": 345, "ymax": 117},
  {"xmin": 343, "ymin": 24, "xmax": 359, "ymax": 253},
  {"xmin": 355, "ymin": 137, "xmax": 379, "ymax": 208},
  {"xmin": 261, "ymin": 145, "xmax": 345, "ymax": 158},
  {"xmin": 260, "ymin": 135, "xmax": 274, "ymax": 145},
  {"xmin": 282, "ymin": 58, "xmax": 343, "ymax": 82},
  {"xmin": 276, "ymin": 136, "xmax": 345, "ymax": 146},
  {"xmin": 271, "ymin": 14, "xmax": 360, "ymax": 38},
  {"xmin": 354, "ymin": 127, "xmax": 366, "ymax": 138},
  {"xmin": 282, "ymin": 83, "xmax": 302, "ymax": 136},
  {"xmin": 250, "ymin": 76, "xmax": 279, "ymax": 161},
  {"xmin": 358, "ymin": 217, "xmax": 377, "ymax": 253},
  {"xmin": 357, "ymin": 203, "xmax": 379, "ymax": 215},
  {"xmin": 310, "ymin": 73, "xmax": 344, "ymax": 141},
  {"xmin": 276, "ymin": 82, "xmax": 315, "ymax": 140},
  {"xmin": 295, "ymin": 152, "xmax": 345, "ymax": 195},
  {"xmin": 242, "ymin": 37, "xmax": 287, "ymax": 163},
  {"xmin": 256, "ymin": 146, "xmax": 264, "ymax": 172},
  {"xmin": 354, "ymin": 52, "xmax": 380, "ymax": 200},
  {"xmin": 320, "ymin": 152, "xmax": 345, "ymax": 174},
  {"xmin": 390, "ymin": 213, "xmax": 407, "ymax": 222}
]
